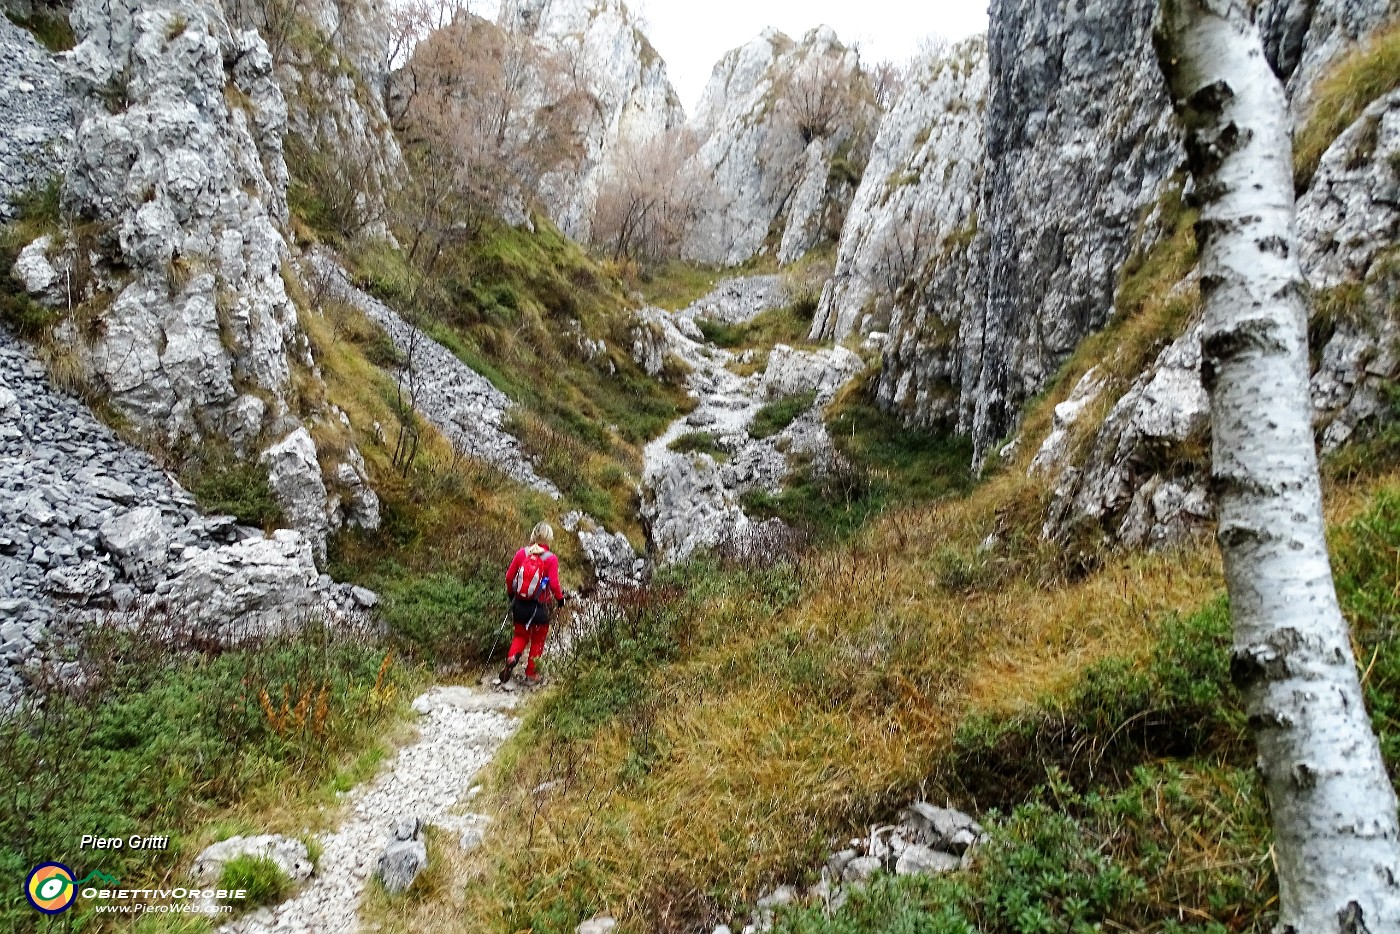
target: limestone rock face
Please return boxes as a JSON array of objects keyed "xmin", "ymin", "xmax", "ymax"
[
  {"xmin": 957, "ymin": 0, "xmax": 1181, "ymax": 465},
  {"xmin": 682, "ymin": 26, "xmax": 875, "ymax": 268},
  {"xmin": 812, "ymin": 38, "xmax": 987, "ymax": 342},
  {"xmin": 498, "ymin": 0, "xmax": 686, "ymax": 242},
  {"xmin": 1299, "ymin": 88, "xmax": 1400, "ymax": 452},
  {"xmin": 0, "ymin": 15, "xmax": 72, "ymax": 219},
  {"xmin": 60, "ymin": 0, "xmax": 299, "ymax": 439},
  {"xmin": 7, "ymin": 0, "xmax": 381, "ymax": 547},
  {"xmin": 228, "ymin": 0, "xmax": 405, "ymax": 234}
]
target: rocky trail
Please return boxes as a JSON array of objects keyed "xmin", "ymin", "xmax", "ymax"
[
  {"xmin": 637, "ymin": 276, "xmax": 863, "ymax": 562},
  {"xmin": 219, "ymin": 686, "xmax": 518, "ymax": 934}
]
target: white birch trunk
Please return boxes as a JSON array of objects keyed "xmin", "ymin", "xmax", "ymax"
[{"xmin": 1155, "ymin": 2, "xmax": 1400, "ymax": 930}]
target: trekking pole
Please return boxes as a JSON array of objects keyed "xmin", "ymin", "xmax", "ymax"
[{"xmin": 483, "ymin": 610, "xmax": 511, "ymax": 673}]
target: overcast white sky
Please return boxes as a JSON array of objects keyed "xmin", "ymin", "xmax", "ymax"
[{"xmin": 473, "ymin": 1, "xmax": 990, "ymax": 115}]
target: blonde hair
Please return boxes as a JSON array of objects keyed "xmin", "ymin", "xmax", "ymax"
[{"xmin": 529, "ymin": 522, "xmax": 555, "ymax": 547}]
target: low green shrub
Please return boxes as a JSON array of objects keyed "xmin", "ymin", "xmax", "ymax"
[
  {"xmin": 371, "ymin": 565, "xmax": 504, "ymax": 667},
  {"xmin": 669, "ymin": 431, "xmax": 728, "ymax": 461},
  {"xmin": 182, "ymin": 454, "xmax": 285, "ymax": 529},
  {"xmin": 0, "ymin": 616, "xmax": 407, "ymax": 930}
]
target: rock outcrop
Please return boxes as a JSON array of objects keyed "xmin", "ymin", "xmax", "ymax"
[
  {"xmin": 0, "ymin": 15, "xmax": 71, "ymax": 219},
  {"xmin": 228, "ymin": 0, "xmax": 405, "ymax": 235},
  {"xmin": 956, "ymin": 0, "xmax": 1182, "ymax": 464},
  {"xmin": 682, "ymin": 26, "xmax": 875, "ymax": 268},
  {"xmin": 812, "ymin": 38, "xmax": 987, "ymax": 343},
  {"xmin": 498, "ymin": 0, "xmax": 686, "ymax": 242},
  {"xmin": 8, "ymin": 0, "xmax": 380, "ymax": 553},
  {"xmin": 1033, "ymin": 16, "xmax": 1400, "ymax": 548},
  {"xmin": 0, "ymin": 329, "xmax": 371, "ymax": 711},
  {"xmin": 192, "ymin": 834, "xmax": 315, "ymax": 886}
]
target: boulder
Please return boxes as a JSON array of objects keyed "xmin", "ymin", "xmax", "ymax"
[
  {"xmin": 841, "ymin": 855, "xmax": 883, "ymax": 884},
  {"xmin": 898, "ymin": 803, "xmax": 984, "ymax": 855},
  {"xmin": 576, "ymin": 918, "xmax": 618, "ymax": 934},
  {"xmin": 261, "ymin": 429, "xmax": 331, "ymax": 556},
  {"xmin": 164, "ymin": 531, "xmax": 323, "ymax": 638},
  {"xmin": 895, "ymin": 845, "xmax": 962, "ymax": 877},
  {"xmin": 99, "ymin": 506, "xmax": 171, "ymax": 578},
  {"xmin": 375, "ymin": 818, "xmax": 428, "ymax": 895},
  {"xmin": 760, "ymin": 345, "xmax": 864, "ymax": 402}
]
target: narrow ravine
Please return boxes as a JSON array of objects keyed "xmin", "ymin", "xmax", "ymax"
[
  {"xmin": 638, "ymin": 276, "xmax": 864, "ymax": 562},
  {"xmin": 223, "ymin": 687, "xmax": 517, "ymax": 934}
]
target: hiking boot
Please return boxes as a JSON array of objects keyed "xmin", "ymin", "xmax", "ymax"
[
  {"xmin": 494, "ymin": 655, "xmax": 520, "ymax": 687},
  {"xmin": 520, "ymin": 674, "xmax": 541, "ymax": 689}
]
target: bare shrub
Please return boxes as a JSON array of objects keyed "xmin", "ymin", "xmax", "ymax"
[
  {"xmin": 590, "ymin": 129, "xmax": 711, "ymax": 265},
  {"xmin": 392, "ymin": 12, "xmax": 590, "ymax": 229}
]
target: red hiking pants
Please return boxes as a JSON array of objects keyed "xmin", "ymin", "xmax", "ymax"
[{"xmin": 507, "ymin": 623, "xmax": 549, "ymax": 676}]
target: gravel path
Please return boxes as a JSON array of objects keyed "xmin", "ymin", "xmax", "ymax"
[
  {"xmin": 223, "ymin": 686, "xmax": 519, "ymax": 934},
  {"xmin": 304, "ymin": 251, "xmax": 560, "ymax": 499}
]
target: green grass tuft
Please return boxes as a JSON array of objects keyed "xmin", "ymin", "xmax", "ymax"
[
  {"xmin": 749, "ymin": 392, "xmax": 817, "ymax": 440},
  {"xmin": 669, "ymin": 431, "xmax": 729, "ymax": 461},
  {"xmin": 218, "ymin": 855, "xmax": 293, "ymax": 911},
  {"xmin": 5, "ymin": 9, "xmax": 75, "ymax": 52}
]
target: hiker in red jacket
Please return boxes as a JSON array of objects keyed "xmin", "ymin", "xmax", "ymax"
[{"xmin": 497, "ymin": 521, "xmax": 567, "ymax": 688}]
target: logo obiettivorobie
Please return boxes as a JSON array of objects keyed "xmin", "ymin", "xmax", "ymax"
[{"xmin": 25, "ymin": 863, "xmax": 76, "ymax": 914}]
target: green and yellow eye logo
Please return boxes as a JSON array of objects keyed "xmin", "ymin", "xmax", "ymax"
[{"xmin": 25, "ymin": 863, "xmax": 76, "ymax": 914}]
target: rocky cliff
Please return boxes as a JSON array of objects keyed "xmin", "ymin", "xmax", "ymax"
[
  {"xmin": 499, "ymin": 0, "xmax": 687, "ymax": 242},
  {"xmin": 225, "ymin": 0, "xmax": 405, "ymax": 235},
  {"xmin": 682, "ymin": 26, "xmax": 876, "ymax": 268},
  {"xmin": 7, "ymin": 0, "xmax": 380, "ymax": 557},
  {"xmin": 843, "ymin": 0, "xmax": 1399, "ymax": 546},
  {"xmin": 812, "ymin": 33, "xmax": 985, "ymax": 428}
]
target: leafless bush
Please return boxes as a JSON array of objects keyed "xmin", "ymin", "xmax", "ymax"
[
  {"xmin": 392, "ymin": 12, "xmax": 590, "ymax": 232},
  {"xmin": 590, "ymin": 129, "xmax": 710, "ymax": 264}
]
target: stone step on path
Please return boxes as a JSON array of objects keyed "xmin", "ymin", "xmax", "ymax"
[
  {"xmin": 222, "ymin": 686, "xmax": 518, "ymax": 934},
  {"xmin": 304, "ymin": 251, "xmax": 560, "ymax": 499}
]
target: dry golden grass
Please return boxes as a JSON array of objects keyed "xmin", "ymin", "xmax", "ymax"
[{"xmin": 1295, "ymin": 21, "xmax": 1400, "ymax": 191}]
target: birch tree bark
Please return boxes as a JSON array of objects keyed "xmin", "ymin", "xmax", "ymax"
[{"xmin": 1154, "ymin": 2, "xmax": 1400, "ymax": 930}]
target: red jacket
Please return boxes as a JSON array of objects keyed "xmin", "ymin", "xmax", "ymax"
[{"xmin": 506, "ymin": 545, "xmax": 564, "ymax": 602}]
